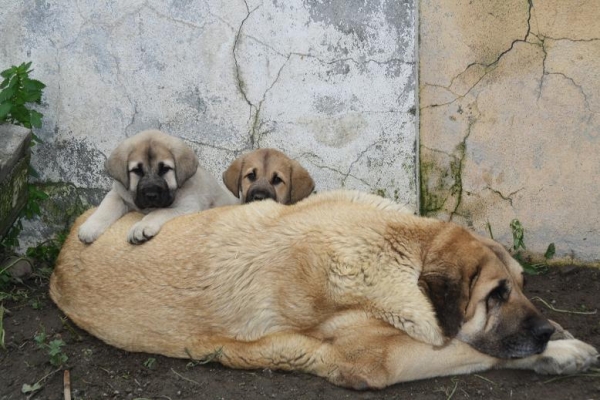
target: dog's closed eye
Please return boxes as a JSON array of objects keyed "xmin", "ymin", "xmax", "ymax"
[{"xmin": 486, "ymin": 280, "xmax": 510, "ymax": 309}]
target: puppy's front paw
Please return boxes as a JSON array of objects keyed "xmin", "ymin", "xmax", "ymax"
[
  {"xmin": 127, "ymin": 221, "xmax": 161, "ymax": 244},
  {"xmin": 78, "ymin": 221, "xmax": 104, "ymax": 244},
  {"xmin": 533, "ymin": 339, "xmax": 598, "ymax": 375}
]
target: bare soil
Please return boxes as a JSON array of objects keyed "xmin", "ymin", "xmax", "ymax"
[{"xmin": 1, "ymin": 265, "xmax": 599, "ymax": 400}]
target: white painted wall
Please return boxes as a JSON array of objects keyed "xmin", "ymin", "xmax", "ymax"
[{"xmin": 0, "ymin": 0, "xmax": 417, "ymax": 246}]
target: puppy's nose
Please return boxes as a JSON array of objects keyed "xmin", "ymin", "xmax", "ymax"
[
  {"xmin": 143, "ymin": 189, "xmax": 159, "ymax": 200},
  {"xmin": 530, "ymin": 319, "xmax": 555, "ymax": 342},
  {"xmin": 252, "ymin": 192, "xmax": 267, "ymax": 201}
]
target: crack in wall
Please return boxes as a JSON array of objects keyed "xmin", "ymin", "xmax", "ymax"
[
  {"xmin": 250, "ymin": 54, "xmax": 292, "ymax": 147},
  {"xmin": 233, "ymin": 0, "xmax": 257, "ymax": 110},
  {"xmin": 447, "ymin": 123, "xmax": 471, "ymax": 220},
  {"xmin": 185, "ymin": 139, "xmax": 237, "ymax": 153},
  {"xmin": 422, "ymin": 0, "xmax": 534, "ymax": 110},
  {"xmin": 485, "ymin": 186, "xmax": 524, "ymax": 207},
  {"xmin": 340, "ymin": 138, "xmax": 385, "ymax": 186}
]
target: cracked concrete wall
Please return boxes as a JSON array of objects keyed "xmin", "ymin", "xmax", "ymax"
[
  {"xmin": 0, "ymin": 0, "xmax": 417, "ymax": 247},
  {"xmin": 420, "ymin": 0, "xmax": 600, "ymax": 263}
]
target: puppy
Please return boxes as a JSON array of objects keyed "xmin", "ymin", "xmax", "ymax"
[
  {"xmin": 78, "ymin": 130, "xmax": 238, "ymax": 244},
  {"xmin": 223, "ymin": 148, "xmax": 314, "ymax": 204}
]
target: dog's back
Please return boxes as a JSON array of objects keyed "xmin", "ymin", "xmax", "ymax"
[{"xmin": 50, "ymin": 191, "xmax": 438, "ymax": 357}]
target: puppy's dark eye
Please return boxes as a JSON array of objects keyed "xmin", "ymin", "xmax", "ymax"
[
  {"xmin": 272, "ymin": 175, "xmax": 282, "ymax": 185},
  {"xmin": 246, "ymin": 171, "xmax": 256, "ymax": 182},
  {"xmin": 158, "ymin": 163, "xmax": 172, "ymax": 176},
  {"xmin": 130, "ymin": 164, "xmax": 144, "ymax": 176}
]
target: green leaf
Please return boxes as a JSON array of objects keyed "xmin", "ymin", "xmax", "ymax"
[
  {"xmin": 544, "ymin": 243, "xmax": 556, "ymax": 260},
  {"xmin": 17, "ymin": 62, "xmax": 32, "ymax": 74},
  {"xmin": 0, "ymin": 101, "xmax": 12, "ymax": 120},
  {"xmin": 31, "ymin": 133, "xmax": 43, "ymax": 144},
  {"xmin": 26, "ymin": 79, "xmax": 46, "ymax": 90},
  {"xmin": 21, "ymin": 382, "xmax": 42, "ymax": 394},
  {"xmin": 30, "ymin": 110, "xmax": 43, "ymax": 128},
  {"xmin": 23, "ymin": 91, "xmax": 41, "ymax": 103},
  {"xmin": 28, "ymin": 166, "xmax": 40, "ymax": 178},
  {"xmin": 0, "ymin": 87, "xmax": 15, "ymax": 102},
  {"xmin": 0, "ymin": 66, "xmax": 16, "ymax": 78},
  {"xmin": 7, "ymin": 75, "xmax": 19, "ymax": 89},
  {"xmin": 0, "ymin": 77, "xmax": 9, "ymax": 89}
]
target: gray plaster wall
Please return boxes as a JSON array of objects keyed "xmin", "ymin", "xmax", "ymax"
[{"xmin": 0, "ymin": 0, "xmax": 417, "ymax": 248}]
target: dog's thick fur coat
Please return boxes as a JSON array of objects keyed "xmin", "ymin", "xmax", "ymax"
[{"xmin": 51, "ymin": 191, "xmax": 598, "ymax": 389}]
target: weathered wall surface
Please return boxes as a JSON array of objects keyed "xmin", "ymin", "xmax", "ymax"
[
  {"xmin": 0, "ymin": 0, "xmax": 417, "ymax": 247},
  {"xmin": 420, "ymin": 0, "xmax": 600, "ymax": 263}
]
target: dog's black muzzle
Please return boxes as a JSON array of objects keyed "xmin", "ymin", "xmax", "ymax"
[
  {"xmin": 470, "ymin": 313, "xmax": 556, "ymax": 359},
  {"xmin": 245, "ymin": 184, "xmax": 277, "ymax": 203},
  {"xmin": 135, "ymin": 176, "xmax": 175, "ymax": 209}
]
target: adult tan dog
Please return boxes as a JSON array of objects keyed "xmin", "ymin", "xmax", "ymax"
[
  {"xmin": 223, "ymin": 148, "xmax": 314, "ymax": 204},
  {"xmin": 77, "ymin": 130, "xmax": 238, "ymax": 244},
  {"xmin": 51, "ymin": 191, "xmax": 598, "ymax": 389}
]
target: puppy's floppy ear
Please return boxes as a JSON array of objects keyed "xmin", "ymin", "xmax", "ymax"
[
  {"xmin": 289, "ymin": 159, "xmax": 314, "ymax": 204},
  {"xmin": 170, "ymin": 142, "xmax": 199, "ymax": 188},
  {"xmin": 223, "ymin": 156, "xmax": 244, "ymax": 198},
  {"xmin": 418, "ymin": 271, "xmax": 466, "ymax": 338},
  {"xmin": 105, "ymin": 141, "xmax": 131, "ymax": 189}
]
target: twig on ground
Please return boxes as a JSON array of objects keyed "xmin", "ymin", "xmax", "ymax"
[
  {"xmin": 532, "ymin": 296, "xmax": 597, "ymax": 315},
  {"xmin": 170, "ymin": 368, "xmax": 203, "ymax": 386},
  {"xmin": 543, "ymin": 371, "xmax": 600, "ymax": 384},
  {"xmin": 473, "ymin": 374, "xmax": 498, "ymax": 386}
]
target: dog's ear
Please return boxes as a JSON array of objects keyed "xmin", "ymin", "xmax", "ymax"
[
  {"xmin": 223, "ymin": 156, "xmax": 243, "ymax": 198},
  {"xmin": 418, "ymin": 271, "xmax": 466, "ymax": 338},
  {"xmin": 105, "ymin": 142, "xmax": 130, "ymax": 189},
  {"xmin": 171, "ymin": 143, "xmax": 199, "ymax": 188},
  {"xmin": 289, "ymin": 159, "xmax": 314, "ymax": 204}
]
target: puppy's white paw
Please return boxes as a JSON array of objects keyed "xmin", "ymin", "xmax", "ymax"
[
  {"xmin": 78, "ymin": 221, "xmax": 104, "ymax": 244},
  {"xmin": 533, "ymin": 339, "xmax": 598, "ymax": 375},
  {"xmin": 127, "ymin": 221, "xmax": 161, "ymax": 244}
]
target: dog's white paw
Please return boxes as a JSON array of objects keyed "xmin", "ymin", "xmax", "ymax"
[
  {"xmin": 78, "ymin": 221, "xmax": 104, "ymax": 244},
  {"xmin": 548, "ymin": 319, "xmax": 575, "ymax": 341},
  {"xmin": 127, "ymin": 221, "xmax": 161, "ymax": 244},
  {"xmin": 532, "ymin": 339, "xmax": 598, "ymax": 375}
]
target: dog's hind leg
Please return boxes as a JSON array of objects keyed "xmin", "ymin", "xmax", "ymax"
[{"xmin": 184, "ymin": 332, "xmax": 352, "ymax": 385}]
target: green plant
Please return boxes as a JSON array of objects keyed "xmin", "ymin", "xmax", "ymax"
[
  {"xmin": 144, "ymin": 357, "xmax": 157, "ymax": 369},
  {"xmin": 509, "ymin": 219, "xmax": 550, "ymax": 275},
  {"xmin": 34, "ymin": 329, "xmax": 68, "ymax": 367},
  {"xmin": 0, "ymin": 62, "xmax": 45, "ymax": 129},
  {"xmin": 25, "ymin": 232, "xmax": 67, "ymax": 269},
  {"xmin": 0, "ymin": 62, "xmax": 50, "ymax": 287},
  {"xmin": 509, "ymin": 219, "xmax": 525, "ymax": 251}
]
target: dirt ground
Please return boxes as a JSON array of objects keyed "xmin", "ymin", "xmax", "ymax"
[{"xmin": 1, "ymin": 265, "xmax": 599, "ymax": 400}]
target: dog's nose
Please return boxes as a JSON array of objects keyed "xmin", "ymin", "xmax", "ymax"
[{"xmin": 530, "ymin": 318, "xmax": 555, "ymax": 342}]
